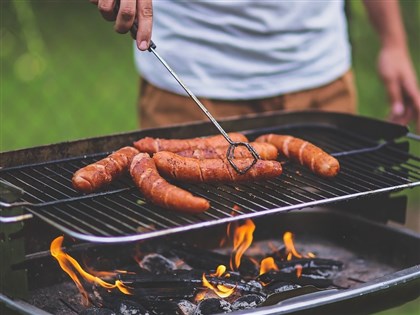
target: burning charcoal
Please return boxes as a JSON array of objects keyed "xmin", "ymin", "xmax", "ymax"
[
  {"xmin": 194, "ymin": 298, "xmax": 232, "ymax": 315},
  {"xmin": 170, "ymin": 243, "xmax": 258, "ymax": 277},
  {"xmin": 231, "ymin": 294, "xmax": 265, "ymax": 311},
  {"xmin": 263, "ymin": 282, "xmax": 301, "ymax": 295},
  {"xmin": 114, "ymin": 300, "xmax": 150, "ymax": 315},
  {"xmin": 177, "ymin": 300, "xmax": 197, "ymax": 315},
  {"xmin": 139, "ymin": 253, "xmax": 177, "ymax": 274},
  {"xmin": 79, "ymin": 307, "xmax": 116, "ymax": 315},
  {"xmin": 257, "ymin": 271, "xmax": 333, "ymax": 288}
]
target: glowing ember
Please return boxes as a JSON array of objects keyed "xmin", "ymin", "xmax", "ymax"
[
  {"xmin": 230, "ymin": 219, "xmax": 255, "ymax": 270},
  {"xmin": 259, "ymin": 257, "xmax": 279, "ymax": 275},
  {"xmin": 50, "ymin": 236, "xmax": 132, "ymax": 306},
  {"xmin": 201, "ymin": 265, "xmax": 236, "ymax": 298},
  {"xmin": 295, "ymin": 264, "xmax": 303, "ymax": 278}
]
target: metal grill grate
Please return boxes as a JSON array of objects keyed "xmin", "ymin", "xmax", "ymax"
[{"xmin": 1, "ymin": 124, "xmax": 419, "ymax": 243}]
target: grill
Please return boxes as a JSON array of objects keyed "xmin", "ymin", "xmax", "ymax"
[
  {"xmin": 1, "ymin": 111, "xmax": 419, "ymax": 243},
  {"xmin": 1, "ymin": 111, "xmax": 419, "ymax": 315}
]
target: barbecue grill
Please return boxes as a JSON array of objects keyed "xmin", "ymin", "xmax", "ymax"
[{"xmin": 1, "ymin": 110, "xmax": 419, "ymax": 314}]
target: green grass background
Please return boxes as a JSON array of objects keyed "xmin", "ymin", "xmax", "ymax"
[{"xmin": 1, "ymin": 1, "xmax": 419, "ymax": 314}]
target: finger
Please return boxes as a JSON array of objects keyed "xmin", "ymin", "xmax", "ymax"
[
  {"xmin": 98, "ymin": 0, "xmax": 116, "ymax": 21},
  {"xmin": 383, "ymin": 75, "xmax": 404, "ymax": 119},
  {"xmin": 115, "ymin": 0, "xmax": 136, "ymax": 34},
  {"xmin": 402, "ymin": 80, "xmax": 420, "ymax": 132},
  {"xmin": 136, "ymin": 0, "xmax": 153, "ymax": 51}
]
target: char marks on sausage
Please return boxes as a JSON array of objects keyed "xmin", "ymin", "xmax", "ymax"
[
  {"xmin": 72, "ymin": 146, "xmax": 139, "ymax": 193},
  {"xmin": 153, "ymin": 151, "xmax": 282, "ymax": 183},
  {"xmin": 175, "ymin": 142, "xmax": 278, "ymax": 160},
  {"xmin": 130, "ymin": 153, "xmax": 210, "ymax": 214},
  {"xmin": 255, "ymin": 134, "xmax": 340, "ymax": 178},
  {"xmin": 133, "ymin": 133, "xmax": 249, "ymax": 154}
]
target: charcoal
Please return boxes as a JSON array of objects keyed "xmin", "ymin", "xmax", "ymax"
[
  {"xmin": 273, "ymin": 258, "xmax": 343, "ymax": 274},
  {"xmin": 257, "ymin": 271, "xmax": 333, "ymax": 288},
  {"xmin": 263, "ymin": 282, "xmax": 301, "ymax": 295},
  {"xmin": 113, "ymin": 300, "xmax": 149, "ymax": 315},
  {"xmin": 177, "ymin": 300, "xmax": 197, "ymax": 315},
  {"xmin": 231, "ymin": 294, "xmax": 265, "ymax": 311},
  {"xmin": 194, "ymin": 298, "xmax": 232, "ymax": 315},
  {"xmin": 170, "ymin": 243, "xmax": 258, "ymax": 277},
  {"xmin": 79, "ymin": 307, "xmax": 116, "ymax": 315},
  {"xmin": 139, "ymin": 253, "xmax": 177, "ymax": 274}
]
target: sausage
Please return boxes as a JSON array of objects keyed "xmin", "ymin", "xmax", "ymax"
[
  {"xmin": 255, "ymin": 134, "xmax": 340, "ymax": 178},
  {"xmin": 72, "ymin": 146, "xmax": 140, "ymax": 193},
  {"xmin": 153, "ymin": 151, "xmax": 282, "ymax": 183},
  {"xmin": 175, "ymin": 142, "xmax": 278, "ymax": 160},
  {"xmin": 133, "ymin": 133, "xmax": 249, "ymax": 154},
  {"xmin": 130, "ymin": 153, "xmax": 210, "ymax": 214}
]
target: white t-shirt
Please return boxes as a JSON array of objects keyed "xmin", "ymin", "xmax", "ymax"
[{"xmin": 134, "ymin": 0, "xmax": 351, "ymax": 100}]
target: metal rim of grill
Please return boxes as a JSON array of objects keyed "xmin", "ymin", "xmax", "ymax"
[{"xmin": 1, "ymin": 114, "xmax": 419, "ymax": 243}]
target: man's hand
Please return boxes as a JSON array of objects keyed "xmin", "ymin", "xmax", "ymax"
[
  {"xmin": 90, "ymin": 0, "xmax": 153, "ymax": 51},
  {"xmin": 363, "ymin": 0, "xmax": 420, "ymax": 132},
  {"xmin": 378, "ymin": 46, "xmax": 420, "ymax": 132}
]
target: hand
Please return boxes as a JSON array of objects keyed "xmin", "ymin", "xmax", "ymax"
[
  {"xmin": 90, "ymin": 0, "xmax": 153, "ymax": 51},
  {"xmin": 377, "ymin": 46, "xmax": 420, "ymax": 132}
]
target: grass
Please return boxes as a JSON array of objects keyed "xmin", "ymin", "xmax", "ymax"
[{"xmin": 1, "ymin": 1, "xmax": 419, "ymax": 314}]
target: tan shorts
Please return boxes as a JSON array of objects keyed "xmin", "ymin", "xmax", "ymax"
[{"xmin": 137, "ymin": 69, "xmax": 357, "ymax": 128}]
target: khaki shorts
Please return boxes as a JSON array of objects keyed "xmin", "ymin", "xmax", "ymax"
[{"xmin": 138, "ymin": 69, "xmax": 357, "ymax": 128}]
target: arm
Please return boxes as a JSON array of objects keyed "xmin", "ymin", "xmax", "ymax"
[
  {"xmin": 363, "ymin": 0, "xmax": 420, "ymax": 131},
  {"xmin": 90, "ymin": 0, "xmax": 153, "ymax": 51}
]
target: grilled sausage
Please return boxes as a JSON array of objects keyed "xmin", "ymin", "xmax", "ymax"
[
  {"xmin": 72, "ymin": 146, "xmax": 139, "ymax": 193},
  {"xmin": 133, "ymin": 133, "xmax": 248, "ymax": 154},
  {"xmin": 153, "ymin": 151, "xmax": 282, "ymax": 183},
  {"xmin": 176, "ymin": 142, "xmax": 278, "ymax": 160},
  {"xmin": 130, "ymin": 153, "xmax": 210, "ymax": 214},
  {"xmin": 255, "ymin": 134, "xmax": 340, "ymax": 178}
]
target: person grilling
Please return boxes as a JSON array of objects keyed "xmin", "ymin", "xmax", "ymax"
[{"xmin": 90, "ymin": 0, "xmax": 420, "ymax": 132}]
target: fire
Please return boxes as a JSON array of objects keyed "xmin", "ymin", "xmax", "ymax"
[
  {"xmin": 230, "ymin": 219, "xmax": 255, "ymax": 270},
  {"xmin": 259, "ymin": 257, "xmax": 279, "ymax": 275},
  {"xmin": 50, "ymin": 236, "xmax": 133, "ymax": 306},
  {"xmin": 283, "ymin": 231, "xmax": 303, "ymax": 260},
  {"xmin": 201, "ymin": 265, "xmax": 236, "ymax": 298}
]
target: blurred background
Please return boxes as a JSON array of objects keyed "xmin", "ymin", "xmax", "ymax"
[{"xmin": 1, "ymin": 1, "xmax": 419, "ymax": 314}]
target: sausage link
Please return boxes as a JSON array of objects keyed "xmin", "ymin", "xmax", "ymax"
[
  {"xmin": 133, "ymin": 133, "xmax": 248, "ymax": 154},
  {"xmin": 72, "ymin": 146, "xmax": 139, "ymax": 193},
  {"xmin": 153, "ymin": 151, "xmax": 282, "ymax": 183},
  {"xmin": 130, "ymin": 153, "xmax": 210, "ymax": 214},
  {"xmin": 255, "ymin": 134, "xmax": 340, "ymax": 178},
  {"xmin": 176, "ymin": 142, "xmax": 278, "ymax": 160}
]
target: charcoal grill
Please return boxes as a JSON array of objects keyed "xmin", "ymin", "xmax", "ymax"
[{"xmin": 1, "ymin": 110, "xmax": 419, "ymax": 314}]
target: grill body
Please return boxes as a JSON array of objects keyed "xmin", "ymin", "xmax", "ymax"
[{"xmin": 0, "ymin": 111, "xmax": 419, "ymax": 314}]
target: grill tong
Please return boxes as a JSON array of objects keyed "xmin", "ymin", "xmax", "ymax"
[{"xmin": 118, "ymin": 2, "xmax": 260, "ymax": 174}]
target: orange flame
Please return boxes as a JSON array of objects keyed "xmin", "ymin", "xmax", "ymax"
[
  {"xmin": 50, "ymin": 236, "xmax": 132, "ymax": 305},
  {"xmin": 259, "ymin": 257, "xmax": 279, "ymax": 275},
  {"xmin": 295, "ymin": 264, "xmax": 303, "ymax": 278},
  {"xmin": 283, "ymin": 231, "xmax": 316, "ymax": 261},
  {"xmin": 201, "ymin": 265, "xmax": 236, "ymax": 298},
  {"xmin": 230, "ymin": 219, "xmax": 255, "ymax": 270}
]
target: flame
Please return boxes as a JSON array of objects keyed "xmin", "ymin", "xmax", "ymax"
[
  {"xmin": 50, "ymin": 236, "xmax": 133, "ymax": 305},
  {"xmin": 283, "ymin": 231, "xmax": 303, "ymax": 260},
  {"xmin": 259, "ymin": 257, "xmax": 279, "ymax": 275},
  {"xmin": 295, "ymin": 264, "xmax": 303, "ymax": 278},
  {"xmin": 201, "ymin": 265, "xmax": 236, "ymax": 298},
  {"xmin": 230, "ymin": 219, "xmax": 255, "ymax": 270}
]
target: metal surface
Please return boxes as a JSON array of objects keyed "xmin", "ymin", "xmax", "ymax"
[{"xmin": 1, "ymin": 115, "xmax": 419, "ymax": 243}]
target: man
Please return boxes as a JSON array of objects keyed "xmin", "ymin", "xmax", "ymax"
[{"xmin": 91, "ymin": 0, "xmax": 420, "ymax": 131}]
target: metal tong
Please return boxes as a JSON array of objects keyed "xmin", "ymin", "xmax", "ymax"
[{"xmin": 116, "ymin": 4, "xmax": 260, "ymax": 174}]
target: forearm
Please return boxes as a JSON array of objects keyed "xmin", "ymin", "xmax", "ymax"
[{"xmin": 363, "ymin": 0, "xmax": 408, "ymax": 51}]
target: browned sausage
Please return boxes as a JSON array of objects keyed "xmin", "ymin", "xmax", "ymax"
[
  {"xmin": 133, "ymin": 133, "xmax": 248, "ymax": 154},
  {"xmin": 153, "ymin": 151, "xmax": 282, "ymax": 183},
  {"xmin": 72, "ymin": 146, "xmax": 140, "ymax": 193},
  {"xmin": 175, "ymin": 142, "xmax": 278, "ymax": 160},
  {"xmin": 255, "ymin": 134, "xmax": 340, "ymax": 178},
  {"xmin": 130, "ymin": 153, "xmax": 210, "ymax": 214}
]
